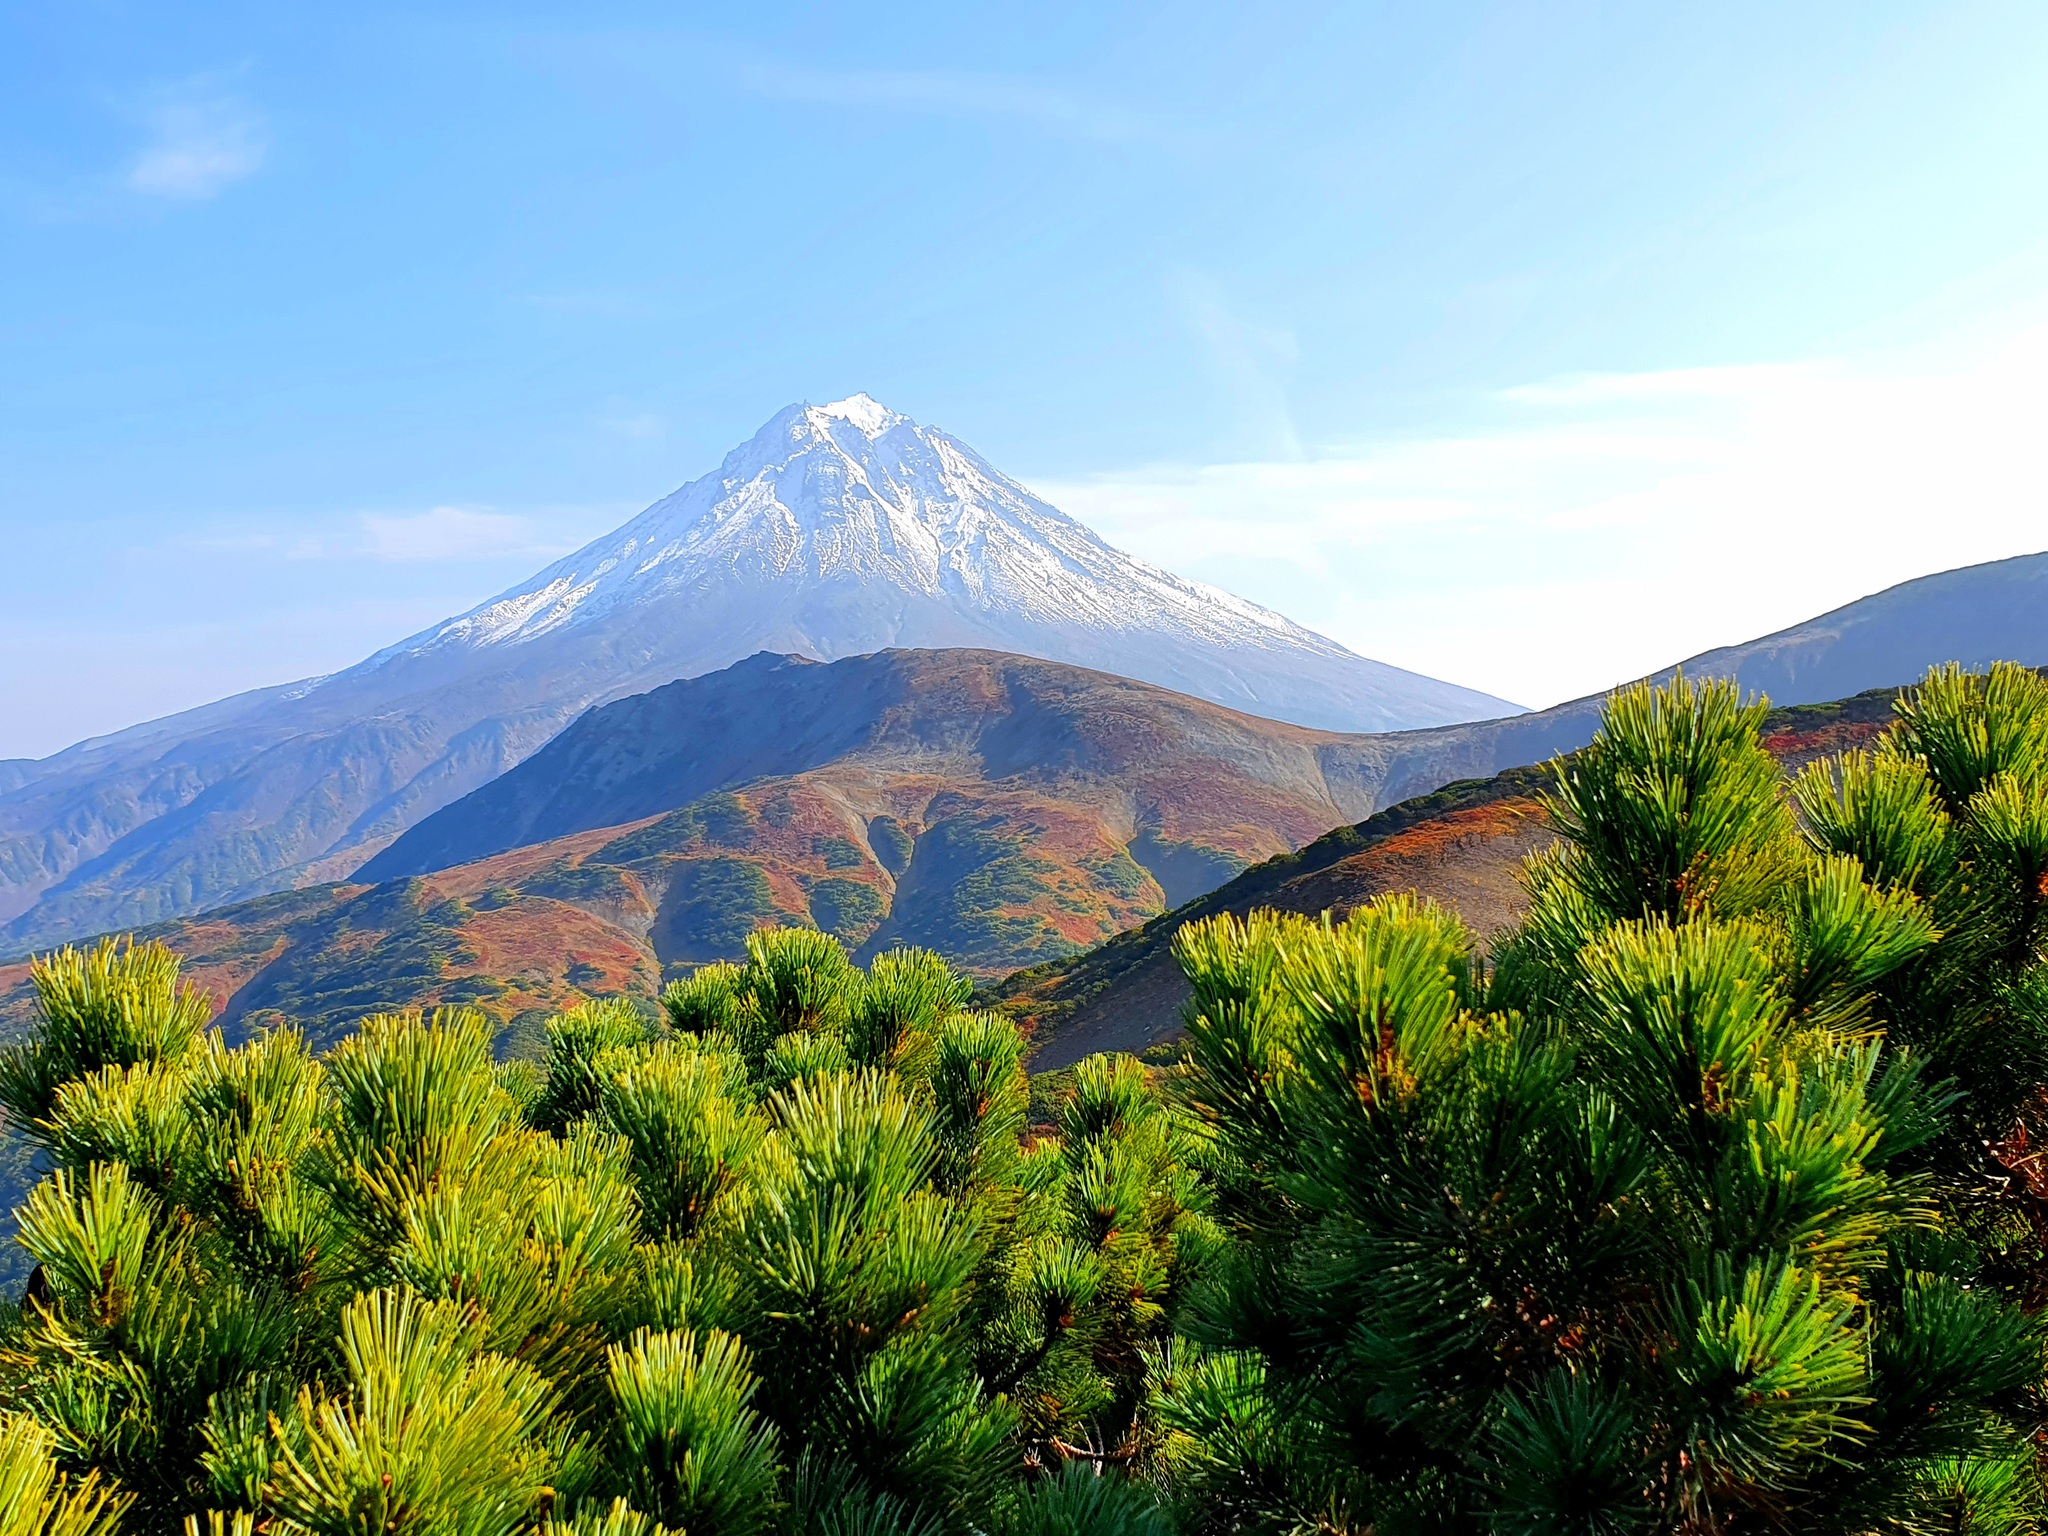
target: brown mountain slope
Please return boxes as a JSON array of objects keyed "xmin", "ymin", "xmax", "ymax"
[
  {"xmin": 997, "ymin": 689, "xmax": 1900, "ymax": 1069},
  {"xmin": 357, "ymin": 647, "xmax": 1452, "ymax": 884},
  {"xmin": 0, "ymin": 678, "xmax": 1916, "ymax": 1057},
  {"xmin": 0, "ymin": 649, "xmax": 1470, "ymax": 1048},
  {"xmin": 0, "ymin": 862, "xmax": 662, "ymax": 1054}
]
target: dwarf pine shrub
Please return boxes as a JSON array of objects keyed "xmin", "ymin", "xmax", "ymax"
[{"xmin": 0, "ymin": 667, "xmax": 2045, "ymax": 1533}]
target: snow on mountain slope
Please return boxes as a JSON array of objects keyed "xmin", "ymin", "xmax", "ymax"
[
  {"xmin": 374, "ymin": 395, "xmax": 1518, "ymax": 728},
  {"xmin": 0, "ymin": 397, "xmax": 1516, "ymax": 952},
  {"xmin": 406, "ymin": 394, "xmax": 1308, "ymax": 652}
]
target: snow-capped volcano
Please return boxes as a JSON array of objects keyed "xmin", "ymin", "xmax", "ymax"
[
  {"xmin": 382, "ymin": 394, "xmax": 1518, "ymax": 730},
  {"xmin": 0, "ymin": 395, "xmax": 1517, "ymax": 953}
]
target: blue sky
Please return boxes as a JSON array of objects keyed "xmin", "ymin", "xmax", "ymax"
[{"xmin": 4, "ymin": 2, "xmax": 2048, "ymax": 755}]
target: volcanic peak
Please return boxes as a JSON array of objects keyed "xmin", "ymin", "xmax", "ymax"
[{"xmin": 808, "ymin": 392, "xmax": 902, "ymax": 436}]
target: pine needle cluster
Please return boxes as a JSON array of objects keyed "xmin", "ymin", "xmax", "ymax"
[
  {"xmin": 0, "ymin": 928, "xmax": 1199, "ymax": 1535},
  {"xmin": 1165, "ymin": 666, "xmax": 2048, "ymax": 1531},
  {"xmin": 2, "ymin": 664, "xmax": 2047, "ymax": 1534}
]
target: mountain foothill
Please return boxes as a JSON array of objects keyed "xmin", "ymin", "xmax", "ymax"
[{"xmin": 3, "ymin": 396, "xmax": 2047, "ymax": 1058}]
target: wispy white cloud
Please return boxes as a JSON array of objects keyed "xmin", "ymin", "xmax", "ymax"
[
  {"xmin": 738, "ymin": 60, "xmax": 1192, "ymax": 147},
  {"xmin": 128, "ymin": 80, "xmax": 266, "ymax": 199},
  {"xmin": 1035, "ymin": 315, "xmax": 2048, "ymax": 710}
]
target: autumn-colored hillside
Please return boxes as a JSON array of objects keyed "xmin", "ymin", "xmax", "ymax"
[
  {"xmin": 1, "ymin": 650, "xmax": 1444, "ymax": 1049},
  {"xmin": 0, "ymin": 677, "xmax": 1905, "ymax": 1060},
  {"xmin": 996, "ymin": 687, "xmax": 1899, "ymax": 1067}
]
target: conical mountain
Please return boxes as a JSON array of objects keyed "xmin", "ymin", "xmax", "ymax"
[
  {"xmin": 376, "ymin": 394, "xmax": 1517, "ymax": 730},
  {"xmin": 0, "ymin": 396, "xmax": 1514, "ymax": 951}
]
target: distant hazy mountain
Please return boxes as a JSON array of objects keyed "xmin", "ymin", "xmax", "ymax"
[
  {"xmin": 0, "ymin": 396, "xmax": 1516, "ymax": 954},
  {"xmin": 1668, "ymin": 552, "xmax": 2048, "ymax": 703},
  {"xmin": 1326, "ymin": 550, "xmax": 2048, "ymax": 791}
]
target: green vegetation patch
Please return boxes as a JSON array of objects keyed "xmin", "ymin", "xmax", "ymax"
[
  {"xmin": 216, "ymin": 879, "xmax": 484, "ymax": 1049},
  {"xmin": 525, "ymin": 864, "xmax": 634, "ymax": 905},
  {"xmin": 593, "ymin": 791, "xmax": 756, "ymax": 865},
  {"xmin": 652, "ymin": 856, "xmax": 780, "ymax": 961},
  {"xmin": 436, "ymin": 975, "xmax": 507, "ymax": 1004},
  {"xmin": 879, "ymin": 816, "xmax": 1086, "ymax": 970},
  {"xmin": 807, "ymin": 877, "xmax": 887, "ymax": 942},
  {"xmin": 812, "ymin": 834, "xmax": 868, "ymax": 871},
  {"xmin": 1081, "ymin": 849, "xmax": 1155, "ymax": 902},
  {"xmin": 0, "ymin": 1123, "xmax": 37, "ymax": 1295},
  {"xmin": 867, "ymin": 814, "xmax": 915, "ymax": 875},
  {"xmin": 956, "ymin": 852, "xmax": 1057, "ymax": 910},
  {"xmin": 7, "ymin": 670, "xmax": 2048, "ymax": 1532}
]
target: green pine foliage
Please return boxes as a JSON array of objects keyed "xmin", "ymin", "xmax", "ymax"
[
  {"xmin": 0, "ymin": 1409, "xmax": 131, "ymax": 1536},
  {"xmin": 1164, "ymin": 669, "xmax": 2048, "ymax": 1532},
  {"xmin": 2, "ymin": 665, "xmax": 2047, "ymax": 1533},
  {"xmin": 0, "ymin": 925, "xmax": 1199, "ymax": 1534}
]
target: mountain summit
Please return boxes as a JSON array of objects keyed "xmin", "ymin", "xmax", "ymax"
[
  {"xmin": 380, "ymin": 394, "xmax": 1519, "ymax": 731},
  {"xmin": 0, "ymin": 397, "xmax": 1513, "ymax": 951}
]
